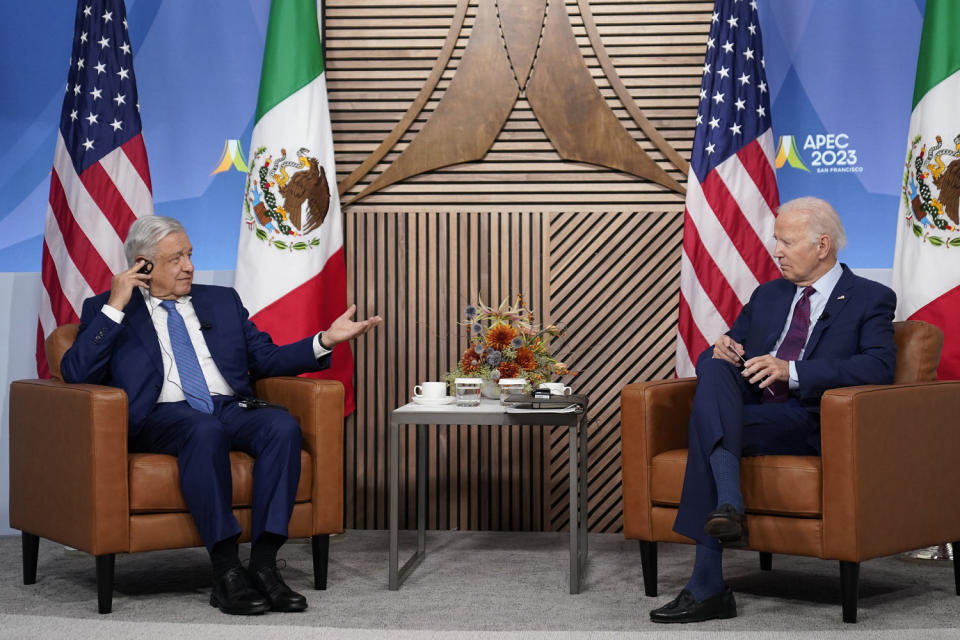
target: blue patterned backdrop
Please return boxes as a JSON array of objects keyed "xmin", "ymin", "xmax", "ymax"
[
  {"xmin": 762, "ymin": 0, "xmax": 924, "ymax": 267},
  {"xmin": 1, "ymin": 0, "xmax": 269, "ymax": 272},
  {"xmin": 0, "ymin": 0, "xmax": 925, "ymax": 272}
]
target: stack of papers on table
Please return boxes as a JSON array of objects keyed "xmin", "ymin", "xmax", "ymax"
[{"xmin": 503, "ymin": 394, "xmax": 587, "ymax": 413}]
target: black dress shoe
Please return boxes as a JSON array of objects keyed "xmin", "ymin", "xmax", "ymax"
[
  {"xmin": 209, "ymin": 566, "xmax": 270, "ymax": 615},
  {"xmin": 250, "ymin": 565, "xmax": 308, "ymax": 612},
  {"xmin": 650, "ymin": 588, "xmax": 737, "ymax": 623},
  {"xmin": 704, "ymin": 503, "xmax": 748, "ymax": 547}
]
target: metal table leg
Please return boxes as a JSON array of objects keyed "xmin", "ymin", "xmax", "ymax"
[
  {"xmin": 569, "ymin": 419, "xmax": 583, "ymax": 594},
  {"xmin": 417, "ymin": 423, "xmax": 427, "ymax": 556},
  {"xmin": 388, "ymin": 422, "xmax": 426, "ymax": 590},
  {"xmin": 389, "ymin": 421, "xmax": 399, "ymax": 589},
  {"xmin": 578, "ymin": 410, "xmax": 589, "ymax": 582}
]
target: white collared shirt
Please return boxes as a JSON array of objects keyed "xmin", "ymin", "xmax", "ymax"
[
  {"xmin": 769, "ymin": 260, "xmax": 843, "ymax": 388},
  {"xmin": 99, "ymin": 291, "xmax": 331, "ymax": 404},
  {"xmin": 102, "ymin": 292, "xmax": 235, "ymax": 402}
]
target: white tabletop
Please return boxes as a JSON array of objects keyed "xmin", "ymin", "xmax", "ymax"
[
  {"xmin": 391, "ymin": 397, "xmax": 582, "ymax": 425},
  {"xmin": 393, "ymin": 398, "xmax": 504, "ymax": 414}
]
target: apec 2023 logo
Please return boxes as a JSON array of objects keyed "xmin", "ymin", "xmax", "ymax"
[{"xmin": 775, "ymin": 134, "xmax": 863, "ymax": 174}]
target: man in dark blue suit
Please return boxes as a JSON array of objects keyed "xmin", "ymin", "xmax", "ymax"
[
  {"xmin": 61, "ymin": 216, "xmax": 381, "ymax": 615},
  {"xmin": 650, "ymin": 197, "xmax": 896, "ymax": 623}
]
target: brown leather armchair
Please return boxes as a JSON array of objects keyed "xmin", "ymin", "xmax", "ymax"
[
  {"xmin": 621, "ymin": 320, "xmax": 960, "ymax": 622},
  {"xmin": 9, "ymin": 324, "xmax": 345, "ymax": 614}
]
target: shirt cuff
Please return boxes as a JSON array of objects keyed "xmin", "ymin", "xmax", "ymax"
[
  {"xmin": 788, "ymin": 361, "xmax": 799, "ymax": 390},
  {"xmin": 101, "ymin": 304, "xmax": 124, "ymax": 324},
  {"xmin": 313, "ymin": 333, "xmax": 332, "ymax": 359}
]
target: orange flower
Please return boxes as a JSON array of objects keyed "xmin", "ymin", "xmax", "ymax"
[
  {"xmin": 498, "ymin": 362, "xmax": 521, "ymax": 378},
  {"xmin": 460, "ymin": 347, "xmax": 481, "ymax": 373},
  {"xmin": 486, "ymin": 323, "xmax": 518, "ymax": 350},
  {"xmin": 515, "ymin": 347, "xmax": 537, "ymax": 371}
]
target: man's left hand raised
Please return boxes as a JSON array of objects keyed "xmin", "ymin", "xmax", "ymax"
[
  {"xmin": 741, "ymin": 354, "xmax": 789, "ymax": 390},
  {"xmin": 320, "ymin": 304, "xmax": 383, "ymax": 349}
]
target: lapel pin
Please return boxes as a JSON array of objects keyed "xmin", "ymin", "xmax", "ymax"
[{"xmin": 836, "ymin": 295, "xmax": 846, "ymax": 300}]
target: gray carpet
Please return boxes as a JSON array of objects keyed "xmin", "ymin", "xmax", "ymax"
[{"xmin": 0, "ymin": 530, "xmax": 958, "ymax": 639}]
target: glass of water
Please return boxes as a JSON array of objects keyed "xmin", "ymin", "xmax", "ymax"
[
  {"xmin": 498, "ymin": 378, "xmax": 526, "ymax": 405},
  {"xmin": 454, "ymin": 378, "xmax": 482, "ymax": 407}
]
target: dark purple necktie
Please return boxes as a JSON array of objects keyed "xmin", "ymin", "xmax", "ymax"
[{"xmin": 765, "ymin": 286, "xmax": 816, "ymax": 403}]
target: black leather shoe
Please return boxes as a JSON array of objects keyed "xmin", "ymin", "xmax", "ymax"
[
  {"xmin": 650, "ymin": 588, "xmax": 737, "ymax": 623},
  {"xmin": 704, "ymin": 503, "xmax": 748, "ymax": 547},
  {"xmin": 209, "ymin": 566, "xmax": 269, "ymax": 615},
  {"xmin": 250, "ymin": 565, "xmax": 308, "ymax": 612}
]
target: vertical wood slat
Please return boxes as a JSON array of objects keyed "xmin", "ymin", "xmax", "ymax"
[{"xmin": 344, "ymin": 211, "xmax": 551, "ymax": 531}]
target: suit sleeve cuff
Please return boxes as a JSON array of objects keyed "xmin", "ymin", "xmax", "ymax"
[
  {"xmin": 100, "ymin": 304, "xmax": 124, "ymax": 324},
  {"xmin": 789, "ymin": 361, "xmax": 799, "ymax": 389},
  {"xmin": 313, "ymin": 333, "xmax": 332, "ymax": 359}
]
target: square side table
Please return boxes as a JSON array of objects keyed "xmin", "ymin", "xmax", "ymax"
[{"xmin": 388, "ymin": 398, "xmax": 589, "ymax": 593}]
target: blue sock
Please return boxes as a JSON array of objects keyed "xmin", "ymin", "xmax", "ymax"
[
  {"xmin": 709, "ymin": 446, "xmax": 743, "ymax": 513},
  {"xmin": 684, "ymin": 543, "xmax": 725, "ymax": 600}
]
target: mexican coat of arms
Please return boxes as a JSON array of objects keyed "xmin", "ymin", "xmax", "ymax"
[
  {"xmin": 903, "ymin": 133, "xmax": 960, "ymax": 248},
  {"xmin": 243, "ymin": 146, "xmax": 331, "ymax": 251}
]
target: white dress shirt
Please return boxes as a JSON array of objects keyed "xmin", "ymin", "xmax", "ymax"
[
  {"xmin": 99, "ymin": 291, "xmax": 331, "ymax": 404},
  {"xmin": 769, "ymin": 260, "xmax": 843, "ymax": 389}
]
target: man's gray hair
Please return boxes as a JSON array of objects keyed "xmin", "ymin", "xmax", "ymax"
[
  {"xmin": 123, "ymin": 216, "xmax": 186, "ymax": 266},
  {"xmin": 778, "ymin": 196, "xmax": 847, "ymax": 254}
]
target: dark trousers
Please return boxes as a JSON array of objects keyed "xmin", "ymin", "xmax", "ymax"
[
  {"xmin": 673, "ymin": 357, "xmax": 820, "ymax": 548},
  {"xmin": 130, "ymin": 396, "xmax": 302, "ymax": 551}
]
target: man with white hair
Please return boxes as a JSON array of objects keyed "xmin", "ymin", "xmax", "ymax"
[
  {"xmin": 61, "ymin": 216, "xmax": 381, "ymax": 616},
  {"xmin": 650, "ymin": 197, "xmax": 897, "ymax": 623}
]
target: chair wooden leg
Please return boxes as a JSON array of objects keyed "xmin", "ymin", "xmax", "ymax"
[
  {"xmin": 96, "ymin": 554, "xmax": 115, "ymax": 614},
  {"xmin": 839, "ymin": 561, "xmax": 859, "ymax": 623},
  {"xmin": 759, "ymin": 552, "xmax": 772, "ymax": 571},
  {"xmin": 22, "ymin": 532, "xmax": 39, "ymax": 585},
  {"xmin": 312, "ymin": 534, "xmax": 329, "ymax": 590},
  {"xmin": 639, "ymin": 540, "xmax": 657, "ymax": 597},
  {"xmin": 952, "ymin": 542, "xmax": 960, "ymax": 596}
]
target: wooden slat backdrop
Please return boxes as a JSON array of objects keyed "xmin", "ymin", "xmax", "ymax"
[{"xmin": 330, "ymin": 0, "xmax": 709, "ymax": 531}]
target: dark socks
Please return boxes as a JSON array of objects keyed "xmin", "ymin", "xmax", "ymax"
[
  {"xmin": 685, "ymin": 543, "xmax": 725, "ymax": 600},
  {"xmin": 250, "ymin": 532, "xmax": 287, "ymax": 572},
  {"xmin": 210, "ymin": 536, "xmax": 241, "ymax": 580},
  {"xmin": 709, "ymin": 445, "xmax": 743, "ymax": 513}
]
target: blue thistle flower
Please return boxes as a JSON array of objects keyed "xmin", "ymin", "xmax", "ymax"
[
  {"xmin": 475, "ymin": 344, "xmax": 485, "ymax": 356},
  {"xmin": 472, "ymin": 323, "xmax": 483, "ymax": 334},
  {"xmin": 487, "ymin": 350, "xmax": 502, "ymax": 366},
  {"xmin": 511, "ymin": 337, "xmax": 523, "ymax": 348},
  {"xmin": 490, "ymin": 369, "xmax": 501, "ymax": 380},
  {"xmin": 465, "ymin": 305, "xmax": 477, "ymax": 318}
]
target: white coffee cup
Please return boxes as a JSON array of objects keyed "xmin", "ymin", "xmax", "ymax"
[
  {"xmin": 539, "ymin": 382, "xmax": 572, "ymax": 396},
  {"xmin": 414, "ymin": 381, "xmax": 447, "ymax": 399}
]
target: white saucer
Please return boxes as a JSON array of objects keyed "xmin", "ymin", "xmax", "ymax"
[{"xmin": 411, "ymin": 396, "xmax": 455, "ymax": 406}]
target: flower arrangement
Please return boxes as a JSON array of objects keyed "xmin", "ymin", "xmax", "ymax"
[{"xmin": 443, "ymin": 294, "xmax": 574, "ymax": 390}]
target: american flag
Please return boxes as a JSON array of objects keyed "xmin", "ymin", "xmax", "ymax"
[
  {"xmin": 675, "ymin": 0, "xmax": 781, "ymax": 376},
  {"xmin": 38, "ymin": 0, "xmax": 153, "ymax": 376}
]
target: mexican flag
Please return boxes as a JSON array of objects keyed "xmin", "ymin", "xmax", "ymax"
[
  {"xmin": 235, "ymin": 0, "xmax": 355, "ymax": 413},
  {"xmin": 892, "ymin": 0, "xmax": 960, "ymax": 380}
]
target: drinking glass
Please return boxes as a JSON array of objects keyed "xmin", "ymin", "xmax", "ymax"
[{"xmin": 454, "ymin": 378, "xmax": 482, "ymax": 407}]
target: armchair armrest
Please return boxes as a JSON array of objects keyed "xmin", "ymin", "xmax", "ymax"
[
  {"xmin": 820, "ymin": 381, "xmax": 960, "ymax": 562},
  {"xmin": 621, "ymin": 379, "xmax": 697, "ymax": 538},
  {"xmin": 254, "ymin": 377, "xmax": 344, "ymax": 533},
  {"xmin": 9, "ymin": 379, "xmax": 130, "ymax": 555}
]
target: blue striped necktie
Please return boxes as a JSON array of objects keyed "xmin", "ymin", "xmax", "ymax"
[{"xmin": 160, "ymin": 300, "xmax": 214, "ymax": 413}]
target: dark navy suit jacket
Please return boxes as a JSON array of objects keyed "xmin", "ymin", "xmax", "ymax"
[
  {"xmin": 697, "ymin": 264, "xmax": 897, "ymax": 413},
  {"xmin": 60, "ymin": 284, "xmax": 331, "ymax": 431}
]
